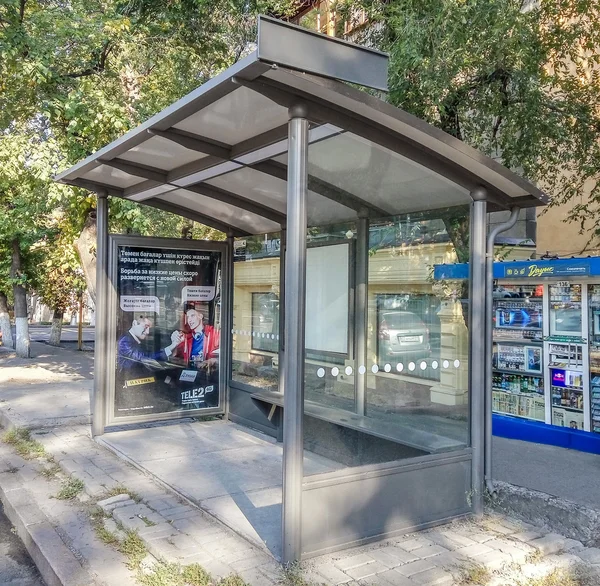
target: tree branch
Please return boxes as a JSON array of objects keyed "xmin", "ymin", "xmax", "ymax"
[
  {"xmin": 19, "ymin": 0, "xmax": 25, "ymax": 24},
  {"xmin": 61, "ymin": 40, "xmax": 113, "ymax": 79}
]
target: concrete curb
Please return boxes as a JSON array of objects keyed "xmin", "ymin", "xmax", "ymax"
[
  {"xmin": 489, "ymin": 480, "xmax": 600, "ymax": 547},
  {"xmin": 0, "ymin": 467, "xmax": 95, "ymax": 586}
]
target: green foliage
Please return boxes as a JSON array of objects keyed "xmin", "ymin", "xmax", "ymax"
[
  {"xmin": 1, "ymin": 0, "xmax": 290, "ymax": 305},
  {"xmin": 56, "ymin": 476, "xmax": 86, "ymax": 499},
  {"xmin": 2, "ymin": 427, "xmax": 46, "ymax": 459},
  {"xmin": 119, "ymin": 529, "xmax": 148, "ymax": 570},
  {"xmin": 340, "ymin": 0, "xmax": 600, "ymax": 238}
]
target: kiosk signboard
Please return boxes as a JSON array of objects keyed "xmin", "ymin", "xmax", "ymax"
[{"xmin": 111, "ymin": 238, "xmax": 225, "ymax": 421}]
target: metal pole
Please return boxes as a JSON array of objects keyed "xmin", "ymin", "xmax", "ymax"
[
  {"xmin": 224, "ymin": 233, "xmax": 235, "ymax": 420},
  {"xmin": 485, "ymin": 207, "xmax": 519, "ymax": 494},
  {"xmin": 279, "ymin": 229, "xmax": 286, "ymax": 397},
  {"xmin": 78, "ymin": 294, "xmax": 83, "ymax": 351},
  {"xmin": 282, "ymin": 104, "xmax": 308, "ymax": 564},
  {"xmin": 469, "ymin": 188, "xmax": 487, "ymax": 516},
  {"xmin": 354, "ymin": 213, "xmax": 369, "ymax": 416},
  {"xmin": 92, "ymin": 192, "xmax": 109, "ymax": 437}
]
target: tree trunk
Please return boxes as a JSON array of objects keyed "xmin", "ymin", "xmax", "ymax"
[
  {"xmin": 75, "ymin": 209, "xmax": 97, "ymax": 305},
  {"xmin": 49, "ymin": 307, "xmax": 63, "ymax": 347},
  {"xmin": 10, "ymin": 239, "xmax": 30, "ymax": 358},
  {"xmin": 0, "ymin": 291, "xmax": 13, "ymax": 349}
]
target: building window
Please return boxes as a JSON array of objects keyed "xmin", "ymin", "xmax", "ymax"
[{"xmin": 251, "ymin": 293, "xmax": 279, "ymax": 354}]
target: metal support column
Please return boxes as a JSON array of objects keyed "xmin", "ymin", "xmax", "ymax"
[
  {"xmin": 92, "ymin": 191, "xmax": 109, "ymax": 437},
  {"xmin": 224, "ymin": 233, "xmax": 235, "ymax": 420},
  {"xmin": 469, "ymin": 188, "xmax": 487, "ymax": 516},
  {"xmin": 282, "ymin": 104, "xmax": 308, "ymax": 564},
  {"xmin": 278, "ymin": 229, "xmax": 286, "ymax": 398},
  {"xmin": 485, "ymin": 207, "xmax": 519, "ymax": 494},
  {"xmin": 354, "ymin": 213, "xmax": 369, "ymax": 416}
]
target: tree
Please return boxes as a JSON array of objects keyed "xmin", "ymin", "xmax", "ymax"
[
  {"xmin": 0, "ymin": 129, "xmax": 60, "ymax": 356},
  {"xmin": 337, "ymin": 0, "xmax": 600, "ymax": 248},
  {"xmin": 1, "ymin": 0, "xmax": 295, "ymax": 317}
]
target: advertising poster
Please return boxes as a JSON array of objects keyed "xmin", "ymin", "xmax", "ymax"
[{"xmin": 114, "ymin": 244, "xmax": 222, "ymax": 418}]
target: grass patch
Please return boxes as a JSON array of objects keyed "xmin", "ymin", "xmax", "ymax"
[
  {"xmin": 216, "ymin": 576, "xmax": 249, "ymax": 586},
  {"xmin": 518, "ymin": 564, "xmax": 599, "ymax": 586},
  {"xmin": 119, "ymin": 529, "xmax": 148, "ymax": 570},
  {"xmin": 105, "ymin": 485, "xmax": 141, "ymax": 503},
  {"xmin": 3, "ymin": 427, "xmax": 46, "ymax": 460},
  {"xmin": 40, "ymin": 463, "xmax": 61, "ymax": 478},
  {"xmin": 140, "ymin": 515, "xmax": 156, "ymax": 527},
  {"xmin": 457, "ymin": 562, "xmax": 492, "ymax": 585},
  {"xmin": 135, "ymin": 561, "xmax": 250, "ymax": 586},
  {"xmin": 96, "ymin": 524, "xmax": 120, "ymax": 546},
  {"xmin": 56, "ymin": 476, "xmax": 85, "ymax": 500},
  {"xmin": 280, "ymin": 563, "xmax": 322, "ymax": 586}
]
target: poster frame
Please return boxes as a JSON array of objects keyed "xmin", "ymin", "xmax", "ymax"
[{"xmin": 106, "ymin": 235, "xmax": 230, "ymax": 427}]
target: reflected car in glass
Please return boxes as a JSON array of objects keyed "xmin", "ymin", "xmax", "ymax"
[{"xmin": 378, "ymin": 311, "xmax": 430, "ymax": 360}]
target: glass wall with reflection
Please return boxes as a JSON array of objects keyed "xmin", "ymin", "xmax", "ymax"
[{"xmin": 231, "ymin": 233, "xmax": 281, "ymax": 392}]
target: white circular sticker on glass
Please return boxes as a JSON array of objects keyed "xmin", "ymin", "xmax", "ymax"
[
  {"xmin": 345, "ymin": 366, "xmax": 353, "ymax": 376},
  {"xmin": 420, "ymin": 361, "xmax": 427, "ymax": 370},
  {"xmin": 317, "ymin": 368, "xmax": 325, "ymax": 378},
  {"xmin": 396, "ymin": 363, "xmax": 404, "ymax": 372},
  {"xmin": 358, "ymin": 365, "xmax": 366, "ymax": 375},
  {"xmin": 384, "ymin": 363, "xmax": 391, "ymax": 373},
  {"xmin": 443, "ymin": 360, "xmax": 450, "ymax": 368},
  {"xmin": 371, "ymin": 365, "xmax": 379, "ymax": 373},
  {"xmin": 331, "ymin": 367, "xmax": 340, "ymax": 376},
  {"xmin": 408, "ymin": 362, "xmax": 416, "ymax": 371},
  {"xmin": 432, "ymin": 361, "xmax": 439, "ymax": 370},
  {"xmin": 454, "ymin": 359, "xmax": 461, "ymax": 368}
]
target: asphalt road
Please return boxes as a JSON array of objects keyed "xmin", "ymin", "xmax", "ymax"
[
  {"xmin": 0, "ymin": 502, "xmax": 45, "ymax": 585},
  {"xmin": 10, "ymin": 325, "xmax": 95, "ymax": 344}
]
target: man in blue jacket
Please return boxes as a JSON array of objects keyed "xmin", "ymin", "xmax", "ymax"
[{"xmin": 117, "ymin": 316, "xmax": 182, "ymax": 371}]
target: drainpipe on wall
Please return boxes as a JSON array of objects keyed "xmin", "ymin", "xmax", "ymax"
[{"xmin": 485, "ymin": 207, "xmax": 520, "ymax": 495}]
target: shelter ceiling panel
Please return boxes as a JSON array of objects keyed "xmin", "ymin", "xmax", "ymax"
[
  {"xmin": 156, "ymin": 189, "xmax": 280, "ymax": 235},
  {"xmin": 206, "ymin": 167, "xmax": 287, "ymax": 214},
  {"xmin": 81, "ymin": 165, "xmax": 147, "ymax": 189},
  {"xmin": 274, "ymin": 132, "xmax": 471, "ymax": 214},
  {"xmin": 207, "ymin": 166, "xmax": 356, "ymax": 225},
  {"xmin": 118, "ymin": 136, "xmax": 208, "ymax": 171},
  {"xmin": 173, "ymin": 86, "xmax": 289, "ymax": 145}
]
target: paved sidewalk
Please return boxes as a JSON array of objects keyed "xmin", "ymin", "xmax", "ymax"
[
  {"xmin": 493, "ymin": 436, "xmax": 600, "ymax": 510},
  {"xmin": 2, "ymin": 344, "xmax": 600, "ymax": 585}
]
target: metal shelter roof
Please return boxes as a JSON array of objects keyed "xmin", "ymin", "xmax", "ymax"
[{"xmin": 56, "ymin": 17, "xmax": 549, "ymax": 237}]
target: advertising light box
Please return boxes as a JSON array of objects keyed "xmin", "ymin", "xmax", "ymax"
[{"xmin": 110, "ymin": 238, "xmax": 226, "ymax": 421}]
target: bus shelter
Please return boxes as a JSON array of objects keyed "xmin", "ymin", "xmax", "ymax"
[{"xmin": 56, "ymin": 17, "xmax": 548, "ymax": 563}]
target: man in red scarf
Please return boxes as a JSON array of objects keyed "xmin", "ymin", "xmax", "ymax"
[{"xmin": 176, "ymin": 307, "xmax": 219, "ymax": 370}]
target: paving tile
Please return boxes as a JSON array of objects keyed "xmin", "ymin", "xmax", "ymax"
[
  {"xmin": 409, "ymin": 566, "xmax": 454, "ymax": 586},
  {"xmin": 409, "ymin": 545, "xmax": 450, "ymax": 559},
  {"xmin": 457, "ymin": 543, "xmax": 494, "ymax": 558},
  {"xmin": 375, "ymin": 569, "xmax": 420, "ymax": 585},
  {"xmin": 334, "ymin": 553, "xmax": 376, "ymax": 571},
  {"xmin": 202, "ymin": 559, "xmax": 236, "ymax": 580},
  {"xmin": 345, "ymin": 560, "xmax": 389, "ymax": 580},
  {"xmin": 314, "ymin": 561, "xmax": 354, "ymax": 584},
  {"xmin": 395, "ymin": 559, "xmax": 437, "ymax": 577},
  {"xmin": 576, "ymin": 547, "xmax": 600, "ymax": 564},
  {"xmin": 529, "ymin": 533, "xmax": 567, "ymax": 555},
  {"xmin": 471, "ymin": 549, "xmax": 512, "ymax": 570},
  {"xmin": 367, "ymin": 546, "xmax": 418, "ymax": 568},
  {"xmin": 512, "ymin": 531, "xmax": 543, "ymax": 543},
  {"xmin": 238, "ymin": 567, "xmax": 276, "ymax": 586},
  {"xmin": 396, "ymin": 537, "xmax": 435, "ymax": 552}
]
